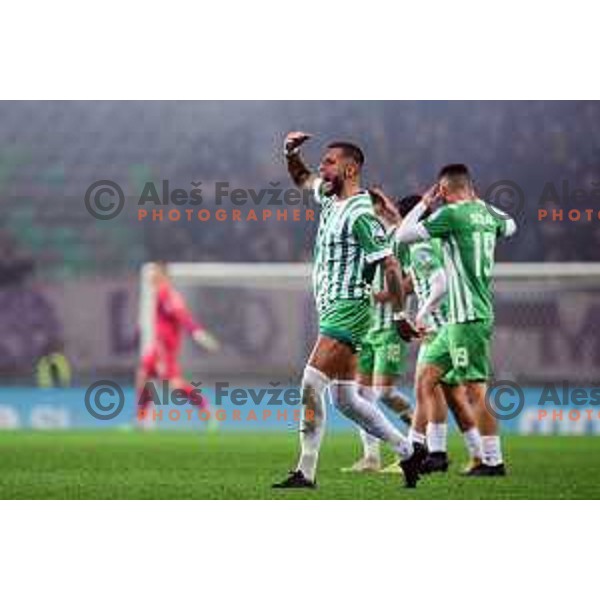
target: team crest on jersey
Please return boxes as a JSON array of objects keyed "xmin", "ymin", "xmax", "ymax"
[{"xmin": 414, "ymin": 247, "xmax": 433, "ymax": 268}]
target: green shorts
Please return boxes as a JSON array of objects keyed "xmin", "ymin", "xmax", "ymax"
[
  {"xmin": 417, "ymin": 327, "xmax": 454, "ymax": 385},
  {"xmin": 448, "ymin": 320, "xmax": 493, "ymax": 382},
  {"xmin": 417, "ymin": 326, "xmax": 449, "ymax": 367},
  {"xmin": 358, "ymin": 329, "xmax": 408, "ymax": 377},
  {"xmin": 417, "ymin": 320, "xmax": 492, "ymax": 383},
  {"xmin": 319, "ymin": 298, "xmax": 372, "ymax": 353}
]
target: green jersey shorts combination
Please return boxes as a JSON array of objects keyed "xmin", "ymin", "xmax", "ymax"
[
  {"xmin": 357, "ymin": 233, "xmax": 409, "ymax": 377},
  {"xmin": 420, "ymin": 200, "xmax": 516, "ymax": 383},
  {"xmin": 311, "ymin": 178, "xmax": 392, "ymax": 352}
]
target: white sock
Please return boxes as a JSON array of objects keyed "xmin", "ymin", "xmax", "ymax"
[
  {"xmin": 427, "ymin": 422, "xmax": 448, "ymax": 453},
  {"xmin": 358, "ymin": 386, "xmax": 381, "ymax": 461},
  {"xmin": 463, "ymin": 427, "xmax": 483, "ymax": 459},
  {"xmin": 296, "ymin": 366, "xmax": 329, "ymax": 481},
  {"xmin": 481, "ymin": 435, "xmax": 503, "ymax": 466},
  {"xmin": 331, "ymin": 381, "xmax": 411, "ymax": 458},
  {"xmin": 408, "ymin": 427, "xmax": 426, "ymax": 446},
  {"xmin": 359, "ymin": 428, "xmax": 381, "ymax": 461}
]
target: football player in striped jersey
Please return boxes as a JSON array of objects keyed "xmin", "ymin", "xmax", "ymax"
[
  {"xmin": 341, "ymin": 188, "xmax": 414, "ymax": 474},
  {"xmin": 273, "ymin": 132, "xmax": 426, "ymax": 489}
]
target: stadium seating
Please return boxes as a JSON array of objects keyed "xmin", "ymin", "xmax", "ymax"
[{"xmin": 0, "ymin": 100, "xmax": 598, "ymax": 282}]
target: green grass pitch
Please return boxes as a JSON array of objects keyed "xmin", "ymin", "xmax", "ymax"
[{"xmin": 1, "ymin": 431, "xmax": 599, "ymax": 499}]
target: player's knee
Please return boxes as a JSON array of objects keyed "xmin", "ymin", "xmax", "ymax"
[
  {"xmin": 301, "ymin": 365, "xmax": 330, "ymax": 398},
  {"xmin": 415, "ymin": 374, "xmax": 428, "ymax": 398},
  {"xmin": 416, "ymin": 366, "xmax": 440, "ymax": 392},
  {"xmin": 330, "ymin": 380, "xmax": 356, "ymax": 413},
  {"xmin": 301, "ymin": 366, "xmax": 330, "ymax": 424},
  {"xmin": 358, "ymin": 384, "xmax": 378, "ymax": 403}
]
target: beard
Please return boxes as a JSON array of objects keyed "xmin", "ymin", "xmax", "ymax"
[{"xmin": 322, "ymin": 176, "xmax": 343, "ymax": 197}]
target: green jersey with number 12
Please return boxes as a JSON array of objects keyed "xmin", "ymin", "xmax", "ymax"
[{"xmin": 422, "ymin": 199, "xmax": 516, "ymax": 324}]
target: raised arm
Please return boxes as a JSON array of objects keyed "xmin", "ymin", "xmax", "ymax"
[
  {"xmin": 284, "ymin": 131, "xmax": 317, "ymax": 189},
  {"xmin": 396, "ymin": 184, "xmax": 438, "ymax": 243}
]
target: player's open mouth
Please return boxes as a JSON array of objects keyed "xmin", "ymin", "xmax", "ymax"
[{"xmin": 321, "ymin": 179, "xmax": 336, "ymax": 195}]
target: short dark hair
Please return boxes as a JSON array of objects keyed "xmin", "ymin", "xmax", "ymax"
[
  {"xmin": 437, "ymin": 163, "xmax": 472, "ymax": 188},
  {"xmin": 396, "ymin": 194, "xmax": 422, "ymax": 217},
  {"xmin": 327, "ymin": 141, "xmax": 365, "ymax": 167}
]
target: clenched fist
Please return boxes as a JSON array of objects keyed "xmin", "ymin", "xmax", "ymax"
[{"xmin": 284, "ymin": 131, "xmax": 312, "ymax": 157}]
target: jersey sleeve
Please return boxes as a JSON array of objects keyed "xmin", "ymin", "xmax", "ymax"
[
  {"xmin": 173, "ymin": 293, "xmax": 203, "ymax": 334},
  {"xmin": 496, "ymin": 214, "xmax": 518, "ymax": 238},
  {"xmin": 422, "ymin": 205, "xmax": 455, "ymax": 239},
  {"xmin": 352, "ymin": 213, "xmax": 392, "ymax": 264}
]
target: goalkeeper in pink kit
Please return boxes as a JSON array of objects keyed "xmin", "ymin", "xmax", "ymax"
[{"xmin": 136, "ymin": 262, "xmax": 220, "ymax": 425}]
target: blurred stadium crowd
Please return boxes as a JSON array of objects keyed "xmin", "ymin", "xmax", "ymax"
[{"xmin": 0, "ymin": 101, "xmax": 598, "ymax": 284}]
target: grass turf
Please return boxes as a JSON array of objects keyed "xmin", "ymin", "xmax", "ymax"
[{"xmin": 0, "ymin": 430, "xmax": 599, "ymax": 499}]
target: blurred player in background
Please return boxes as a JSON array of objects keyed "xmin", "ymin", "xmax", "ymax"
[
  {"xmin": 273, "ymin": 132, "xmax": 425, "ymax": 490},
  {"xmin": 341, "ymin": 187, "xmax": 413, "ymax": 473},
  {"xmin": 397, "ymin": 165, "xmax": 517, "ymax": 476},
  {"xmin": 136, "ymin": 261, "xmax": 220, "ymax": 428},
  {"xmin": 395, "ymin": 193, "xmax": 483, "ymax": 474}
]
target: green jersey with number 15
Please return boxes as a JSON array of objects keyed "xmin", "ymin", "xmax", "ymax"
[{"xmin": 422, "ymin": 199, "xmax": 516, "ymax": 324}]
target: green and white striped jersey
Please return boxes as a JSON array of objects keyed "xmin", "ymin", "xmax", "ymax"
[
  {"xmin": 422, "ymin": 199, "xmax": 516, "ymax": 324},
  {"xmin": 406, "ymin": 239, "xmax": 447, "ymax": 331},
  {"xmin": 312, "ymin": 178, "xmax": 391, "ymax": 312},
  {"xmin": 369, "ymin": 232, "xmax": 407, "ymax": 332}
]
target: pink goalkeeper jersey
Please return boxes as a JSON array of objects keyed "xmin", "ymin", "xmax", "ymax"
[{"xmin": 154, "ymin": 281, "xmax": 203, "ymax": 353}]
